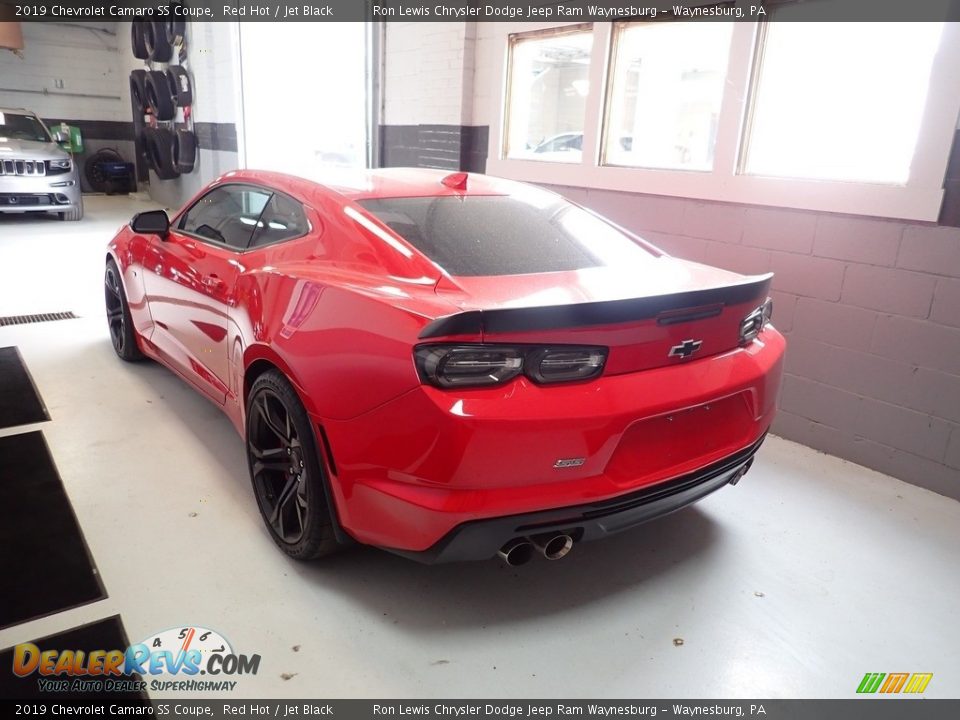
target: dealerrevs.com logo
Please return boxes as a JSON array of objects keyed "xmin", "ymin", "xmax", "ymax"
[{"xmin": 13, "ymin": 626, "xmax": 260, "ymax": 693}]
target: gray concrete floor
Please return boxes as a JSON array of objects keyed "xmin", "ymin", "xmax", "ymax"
[{"xmin": 1, "ymin": 196, "xmax": 958, "ymax": 699}]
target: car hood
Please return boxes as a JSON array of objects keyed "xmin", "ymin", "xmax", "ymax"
[
  {"xmin": 436, "ymin": 256, "xmax": 752, "ymax": 311},
  {"xmin": 0, "ymin": 138, "xmax": 67, "ymax": 161}
]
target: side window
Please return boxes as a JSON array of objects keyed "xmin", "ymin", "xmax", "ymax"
[
  {"xmin": 179, "ymin": 185, "xmax": 272, "ymax": 250},
  {"xmin": 249, "ymin": 192, "xmax": 309, "ymax": 248}
]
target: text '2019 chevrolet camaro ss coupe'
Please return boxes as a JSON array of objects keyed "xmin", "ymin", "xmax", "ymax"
[{"xmin": 105, "ymin": 169, "xmax": 784, "ymax": 565}]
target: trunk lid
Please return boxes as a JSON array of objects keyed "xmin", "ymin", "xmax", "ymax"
[{"xmin": 426, "ymin": 258, "xmax": 772, "ymax": 376}]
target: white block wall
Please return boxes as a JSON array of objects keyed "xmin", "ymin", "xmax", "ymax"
[
  {"xmin": 383, "ymin": 22, "xmax": 476, "ymax": 126},
  {"xmin": 0, "ymin": 23, "xmax": 125, "ymax": 121}
]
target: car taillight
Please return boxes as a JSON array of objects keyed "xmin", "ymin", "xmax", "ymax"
[
  {"xmin": 739, "ymin": 297, "xmax": 773, "ymax": 345},
  {"xmin": 414, "ymin": 344, "xmax": 608, "ymax": 389},
  {"xmin": 415, "ymin": 346, "xmax": 523, "ymax": 388},
  {"xmin": 526, "ymin": 347, "xmax": 607, "ymax": 383}
]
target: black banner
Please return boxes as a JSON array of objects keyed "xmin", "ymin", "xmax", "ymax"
[
  {"xmin": 3, "ymin": 700, "xmax": 960, "ymax": 720},
  {"xmin": 2, "ymin": 0, "xmax": 960, "ymax": 22}
]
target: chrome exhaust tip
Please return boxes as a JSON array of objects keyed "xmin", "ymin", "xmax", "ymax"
[
  {"xmin": 729, "ymin": 458, "xmax": 754, "ymax": 486},
  {"xmin": 532, "ymin": 533, "xmax": 574, "ymax": 560},
  {"xmin": 498, "ymin": 539, "xmax": 535, "ymax": 566}
]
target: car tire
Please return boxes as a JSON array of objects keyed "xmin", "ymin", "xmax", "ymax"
[
  {"xmin": 143, "ymin": 127, "xmax": 180, "ymax": 180},
  {"xmin": 246, "ymin": 370, "xmax": 340, "ymax": 561},
  {"xmin": 165, "ymin": 66, "xmax": 193, "ymax": 106},
  {"xmin": 58, "ymin": 198, "xmax": 83, "ymax": 222},
  {"xmin": 84, "ymin": 148, "xmax": 124, "ymax": 193},
  {"xmin": 139, "ymin": 129, "xmax": 155, "ymax": 171},
  {"xmin": 130, "ymin": 70, "xmax": 148, "ymax": 114},
  {"xmin": 173, "ymin": 128, "xmax": 196, "ymax": 173},
  {"xmin": 145, "ymin": 71, "xmax": 176, "ymax": 121},
  {"xmin": 104, "ymin": 258, "xmax": 145, "ymax": 362},
  {"xmin": 165, "ymin": 10, "xmax": 186, "ymax": 47},
  {"xmin": 131, "ymin": 21, "xmax": 149, "ymax": 60},
  {"xmin": 143, "ymin": 20, "xmax": 173, "ymax": 63}
]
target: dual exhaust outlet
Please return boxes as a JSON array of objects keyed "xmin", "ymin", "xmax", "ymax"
[
  {"xmin": 496, "ymin": 458, "xmax": 755, "ymax": 566},
  {"xmin": 498, "ymin": 533, "xmax": 574, "ymax": 566}
]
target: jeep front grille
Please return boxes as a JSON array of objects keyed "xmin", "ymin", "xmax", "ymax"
[{"xmin": 0, "ymin": 159, "xmax": 46, "ymax": 176}]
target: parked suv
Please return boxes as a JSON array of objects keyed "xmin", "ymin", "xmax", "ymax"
[{"xmin": 0, "ymin": 107, "xmax": 83, "ymax": 221}]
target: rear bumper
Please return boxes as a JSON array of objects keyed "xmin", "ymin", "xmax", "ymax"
[
  {"xmin": 389, "ymin": 434, "xmax": 764, "ymax": 563},
  {"xmin": 322, "ymin": 328, "xmax": 785, "ymax": 553}
]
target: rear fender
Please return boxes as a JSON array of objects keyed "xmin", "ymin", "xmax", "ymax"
[{"xmin": 241, "ymin": 344, "xmax": 319, "ymax": 419}]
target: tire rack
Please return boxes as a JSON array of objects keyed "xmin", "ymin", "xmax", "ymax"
[{"xmin": 130, "ymin": 18, "xmax": 197, "ymax": 184}]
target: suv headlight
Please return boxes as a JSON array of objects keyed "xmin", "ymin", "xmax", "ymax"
[{"xmin": 46, "ymin": 159, "xmax": 72, "ymax": 175}]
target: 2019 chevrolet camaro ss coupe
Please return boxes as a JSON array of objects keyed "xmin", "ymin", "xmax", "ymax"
[{"xmin": 105, "ymin": 168, "xmax": 785, "ymax": 565}]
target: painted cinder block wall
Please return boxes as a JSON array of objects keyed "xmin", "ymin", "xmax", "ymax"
[
  {"xmin": 542, "ymin": 186, "xmax": 960, "ymax": 499},
  {"xmin": 381, "ymin": 22, "xmax": 488, "ymax": 171},
  {"xmin": 381, "ymin": 21, "xmax": 960, "ymax": 499},
  {"xmin": 0, "ymin": 22, "xmax": 136, "ymax": 191}
]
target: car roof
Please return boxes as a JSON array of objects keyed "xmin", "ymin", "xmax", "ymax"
[
  {"xmin": 214, "ymin": 167, "xmax": 519, "ymax": 203},
  {"xmin": 0, "ymin": 107, "xmax": 35, "ymax": 115}
]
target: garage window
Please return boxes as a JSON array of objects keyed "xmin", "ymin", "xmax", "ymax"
[
  {"xmin": 487, "ymin": 15, "xmax": 960, "ymax": 221},
  {"xmin": 603, "ymin": 21, "xmax": 733, "ymax": 171},
  {"xmin": 742, "ymin": 21, "xmax": 945, "ymax": 184},
  {"xmin": 504, "ymin": 26, "xmax": 593, "ymax": 163}
]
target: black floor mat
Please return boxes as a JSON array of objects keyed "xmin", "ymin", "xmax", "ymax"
[
  {"xmin": 0, "ymin": 346, "xmax": 49, "ymax": 429},
  {"xmin": 0, "ymin": 432, "xmax": 105, "ymax": 630},
  {"xmin": 0, "ymin": 615, "xmax": 148, "ymax": 699}
]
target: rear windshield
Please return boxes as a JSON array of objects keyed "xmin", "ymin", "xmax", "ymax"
[{"xmin": 357, "ymin": 193, "xmax": 657, "ymax": 277}]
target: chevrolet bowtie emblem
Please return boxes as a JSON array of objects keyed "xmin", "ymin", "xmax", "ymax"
[{"xmin": 668, "ymin": 339, "xmax": 703, "ymax": 359}]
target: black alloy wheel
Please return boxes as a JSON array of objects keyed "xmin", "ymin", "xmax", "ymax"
[
  {"xmin": 246, "ymin": 370, "xmax": 339, "ymax": 560},
  {"xmin": 104, "ymin": 259, "xmax": 144, "ymax": 362}
]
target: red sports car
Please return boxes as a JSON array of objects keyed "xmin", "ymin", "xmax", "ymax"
[{"xmin": 105, "ymin": 168, "xmax": 784, "ymax": 565}]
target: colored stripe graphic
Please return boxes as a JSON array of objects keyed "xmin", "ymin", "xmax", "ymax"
[
  {"xmin": 904, "ymin": 673, "xmax": 933, "ymax": 694},
  {"xmin": 857, "ymin": 672, "xmax": 933, "ymax": 694},
  {"xmin": 879, "ymin": 673, "xmax": 909, "ymax": 693},
  {"xmin": 857, "ymin": 673, "xmax": 885, "ymax": 693}
]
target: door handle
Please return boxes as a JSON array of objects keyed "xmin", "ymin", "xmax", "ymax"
[{"xmin": 202, "ymin": 274, "xmax": 226, "ymax": 289}]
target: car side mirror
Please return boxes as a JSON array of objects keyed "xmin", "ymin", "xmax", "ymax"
[
  {"xmin": 130, "ymin": 210, "xmax": 170, "ymax": 238},
  {"xmin": 53, "ymin": 131, "xmax": 68, "ymax": 146}
]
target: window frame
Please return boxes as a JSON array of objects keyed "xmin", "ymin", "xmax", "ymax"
[
  {"xmin": 175, "ymin": 183, "xmax": 312, "ymax": 253},
  {"xmin": 247, "ymin": 191, "xmax": 313, "ymax": 250},
  {"xmin": 486, "ymin": 19, "xmax": 960, "ymax": 222},
  {"xmin": 599, "ymin": 18, "xmax": 736, "ymax": 173},
  {"xmin": 502, "ymin": 23, "xmax": 595, "ymax": 163}
]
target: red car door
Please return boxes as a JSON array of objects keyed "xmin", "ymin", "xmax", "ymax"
[{"xmin": 141, "ymin": 184, "xmax": 273, "ymax": 403}]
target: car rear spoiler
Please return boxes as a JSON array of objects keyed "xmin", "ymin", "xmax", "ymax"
[{"xmin": 419, "ymin": 273, "xmax": 773, "ymax": 339}]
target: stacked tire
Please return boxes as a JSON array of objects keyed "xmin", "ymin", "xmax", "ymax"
[{"xmin": 130, "ymin": 14, "xmax": 196, "ymax": 182}]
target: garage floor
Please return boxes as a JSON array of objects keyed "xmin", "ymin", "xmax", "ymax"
[{"xmin": 1, "ymin": 196, "xmax": 959, "ymax": 699}]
